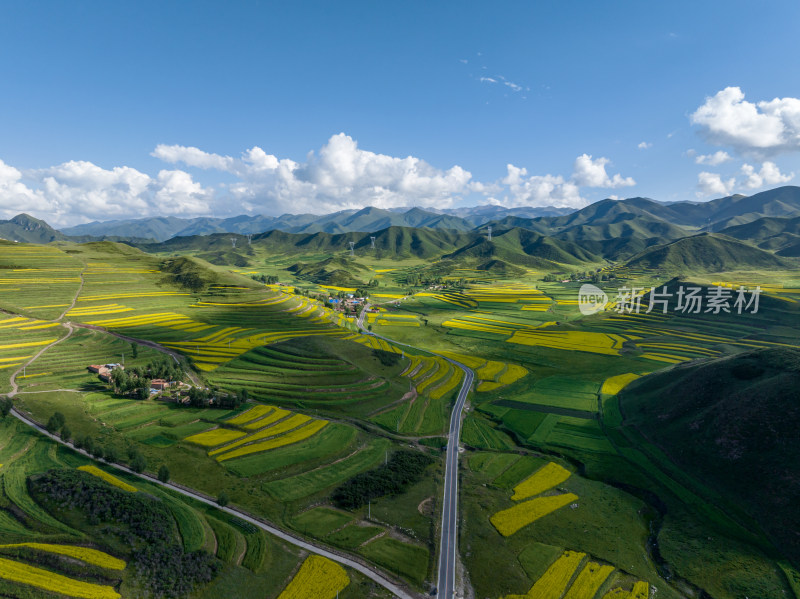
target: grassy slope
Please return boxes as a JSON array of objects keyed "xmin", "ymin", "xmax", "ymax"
[{"xmin": 619, "ymin": 348, "xmax": 800, "ymax": 566}]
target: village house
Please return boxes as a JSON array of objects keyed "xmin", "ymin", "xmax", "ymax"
[
  {"xmin": 87, "ymin": 363, "xmax": 123, "ymax": 382},
  {"xmin": 150, "ymin": 379, "xmax": 171, "ymax": 391}
]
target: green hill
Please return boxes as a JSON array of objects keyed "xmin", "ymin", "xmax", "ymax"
[
  {"xmin": 159, "ymin": 255, "xmax": 260, "ymax": 291},
  {"xmin": 444, "ymin": 227, "xmax": 601, "ymax": 269},
  {"xmin": 619, "ymin": 348, "xmax": 800, "ymax": 565},
  {"xmin": 624, "ymin": 233, "xmax": 791, "ymax": 273},
  {"xmin": 287, "ymin": 256, "xmax": 370, "ymax": 286},
  {"xmin": 720, "ymin": 215, "xmax": 800, "ymax": 252},
  {"xmin": 140, "ymin": 226, "xmax": 476, "ymax": 260},
  {"xmin": 0, "ymin": 213, "xmax": 68, "ymax": 243}
]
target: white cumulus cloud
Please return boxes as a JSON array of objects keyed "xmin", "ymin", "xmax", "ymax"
[
  {"xmin": 500, "ymin": 165, "xmax": 584, "ymax": 208},
  {"xmin": 638, "ymin": 142, "xmax": 652, "ymax": 149},
  {"xmin": 0, "ymin": 159, "xmax": 213, "ymax": 226},
  {"xmin": 691, "ymin": 86, "xmax": 800, "ymax": 155},
  {"xmin": 153, "ymin": 133, "xmax": 473, "ymax": 214},
  {"xmin": 571, "ymin": 154, "xmax": 636, "ymax": 188},
  {"xmin": 697, "ymin": 171, "xmax": 736, "ymax": 196},
  {"xmin": 694, "ymin": 150, "xmax": 732, "ymax": 166},
  {"xmin": 151, "ymin": 145, "xmax": 234, "ymax": 171},
  {"xmin": 740, "ymin": 161, "xmax": 794, "ymax": 189}
]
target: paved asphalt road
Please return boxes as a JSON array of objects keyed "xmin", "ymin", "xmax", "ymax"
[
  {"xmin": 9, "ymin": 407, "xmax": 421, "ymax": 599},
  {"xmin": 358, "ymin": 302, "xmax": 474, "ymax": 598}
]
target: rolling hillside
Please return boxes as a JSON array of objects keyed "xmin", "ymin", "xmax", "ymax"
[
  {"xmin": 619, "ymin": 348, "xmax": 800, "ymax": 565},
  {"xmin": 443, "ymin": 227, "xmax": 601, "ymax": 269},
  {"xmin": 624, "ymin": 233, "xmax": 792, "ymax": 273},
  {"xmin": 721, "ymin": 215, "xmax": 800, "ymax": 252}
]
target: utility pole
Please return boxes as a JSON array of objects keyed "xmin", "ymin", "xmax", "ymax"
[
  {"xmin": 348, "ymin": 241, "xmax": 355, "ymax": 257},
  {"xmin": 247, "ymin": 234, "xmax": 252, "ymax": 245},
  {"xmin": 121, "ymin": 352, "xmax": 124, "ymax": 365},
  {"xmin": 231, "ymin": 237, "xmax": 237, "ymax": 248},
  {"xmin": 370, "ymin": 236, "xmax": 376, "ymax": 249},
  {"xmin": 487, "ymin": 225, "xmax": 492, "ymax": 241}
]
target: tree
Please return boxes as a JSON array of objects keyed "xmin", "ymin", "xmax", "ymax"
[
  {"xmin": 46, "ymin": 412, "xmax": 65, "ymax": 433},
  {"xmin": 217, "ymin": 491, "xmax": 230, "ymax": 507},
  {"xmin": 60, "ymin": 425, "xmax": 71, "ymax": 443},
  {"xmin": 130, "ymin": 452, "xmax": 147, "ymax": 474},
  {"xmin": 0, "ymin": 398, "xmax": 13, "ymax": 418},
  {"xmin": 131, "ymin": 342, "xmax": 139, "ymax": 359},
  {"xmin": 104, "ymin": 445, "xmax": 119, "ymax": 463},
  {"xmin": 158, "ymin": 465, "xmax": 170, "ymax": 483}
]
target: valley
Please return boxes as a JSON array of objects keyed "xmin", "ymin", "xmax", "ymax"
[{"xmin": 0, "ymin": 187, "xmax": 799, "ymax": 598}]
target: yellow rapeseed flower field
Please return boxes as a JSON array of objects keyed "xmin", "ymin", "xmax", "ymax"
[
  {"xmin": 600, "ymin": 373, "xmax": 641, "ymax": 395},
  {"xmin": 0, "ymin": 543, "xmax": 125, "ymax": 570},
  {"xmin": 511, "ymin": 462, "xmax": 572, "ymax": 501},
  {"xmin": 78, "ymin": 466, "xmax": 137, "ymax": 493},
  {"xmin": 225, "ymin": 405, "xmax": 275, "ymax": 426},
  {"xmin": 208, "ymin": 413, "xmax": 312, "ymax": 456},
  {"xmin": 436, "ymin": 351, "xmax": 485, "ymax": 369},
  {"xmin": 507, "ymin": 330, "xmax": 625, "ymax": 356},
  {"xmin": 490, "ymin": 493, "xmax": 578, "ymax": 536},
  {"xmin": 476, "ymin": 361, "xmax": 505, "ymax": 380},
  {"xmin": 0, "ymin": 556, "xmax": 121, "ymax": 599},
  {"xmin": 0, "ymin": 339, "xmax": 57, "ymax": 351},
  {"xmin": 561, "ymin": 561, "xmax": 615, "ymax": 599},
  {"xmin": 602, "ymin": 581, "xmax": 650, "ymax": 599},
  {"xmin": 184, "ymin": 427, "xmax": 247, "ymax": 447},
  {"xmin": 215, "ymin": 420, "xmax": 329, "ymax": 461},
  {"xmin": 501, "ymin": 550, "xmax": 586, "ymax": 599},
  {"xmin": 240, "ymin": 407, "xmax": 291, "ymax": 430},
  {"xmin": 429, "ymin": 367, "xmax": 464, "ymax": 400},
  {"xmin": 476, "ymin": 381, "xmax": 503, "ymax": 392},
  {"xmin": 276, "ymin": 555, "xmax": 350, "ymax": 599},
  {"xmin": 497, "ymin": 364, "xmax": 528, "ymax": 385}
]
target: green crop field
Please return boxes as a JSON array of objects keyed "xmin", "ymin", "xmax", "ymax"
[{"xmin": 0, "ymin": 227, "xmax": 798, "ymax": 599}]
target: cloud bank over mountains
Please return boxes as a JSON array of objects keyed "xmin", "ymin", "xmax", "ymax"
[
  {"xmin": 691, "ymin": 87, "xmax": 797, "ymax": 196},
  {"xmin": 0, "ymin": 133, "xmax": 636, "ymax": 226}
]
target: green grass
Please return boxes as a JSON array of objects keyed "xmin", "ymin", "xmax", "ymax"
[
  {"xmin": 207, "ymin": 515, "xmax": 245, "ymax": 563},
  {"xmin": 263, "ymin": 438, "xmax": 392, "ymax": 502},
  {"xmin": 359, "ymin": 537, "xmax": 430, "ymax": 586},
  {"xmin": 241, "ymin": 530, "xmax": 269, "ymax": 573},
  {"xmin": 462, "ymin": 414, "xmax": 516, "ymax": 450},
  {"xmin": 326, "ymin": 523, "xmax": 383, "ymax": 549},
  {"xmin": 516, "ymin": 542, "xmax": 566, "ymax": 581},
  {"xmin": 149, "ymin": 488, "xmax": 207, "ymax": 552},
  {"xmin": 468, "ymin": 452, "xmax": 521, "ymax": 480},
  {"xmin": 491, "ymin": 455, "xmax": 550, "ymax": 490},
  {"xmin": 223, "ymin": 423, "xmax": 356, "ymax": 477},
  {"xmin": 291, "ymin": 507, "xmax": 353, "ymax": 537}
]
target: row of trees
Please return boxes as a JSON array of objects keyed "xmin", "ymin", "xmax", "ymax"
[
  {"xmin": 542, "ymin": 270, "xmax": 617, "ymax": 283},
  {"xmin": 332, "ymin": 450, "xmax": 434, "ymax": 510},
  {"xmin": 251, "ymin": 273, "xmax": 279, "ymax": 284},
  {"xmin": 403, "ymin": 274, "xmax": 468, "ymax": 288},
  {"xmin": 41, "ymin": 410, "xmax": 153, "ymax": 475},
  {"xmin": 185, "ymin": 386, "xmax": 248, "ymax": 410}
]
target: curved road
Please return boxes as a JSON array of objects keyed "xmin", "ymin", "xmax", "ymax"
[
  {"xmin": 358, "ymin": 302, "xmax": 473, "ymax": 599},
  {"xmin": 2, "ymin": 271, "xmax": 420, "ymax": 597},
  {"xmin": 9, "ymin": 407, "xmax": 421, "ymax": 599}
]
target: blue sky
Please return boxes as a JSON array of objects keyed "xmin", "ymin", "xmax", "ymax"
[{"xmin": 1, "ymin": 0, "xmax": 799, "ymax": 225}]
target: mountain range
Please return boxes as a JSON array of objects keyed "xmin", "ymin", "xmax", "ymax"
[
  {"xmin": 48, "ymin": 186, "xmax": 800, "ymax": 243},
  {"xmin": 1, "ymin": 185, "xmax": 799, "ymax": 275},
  {"xmin": 57, "ymin": 205, "xmax": 573, "ymax": 241}
]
